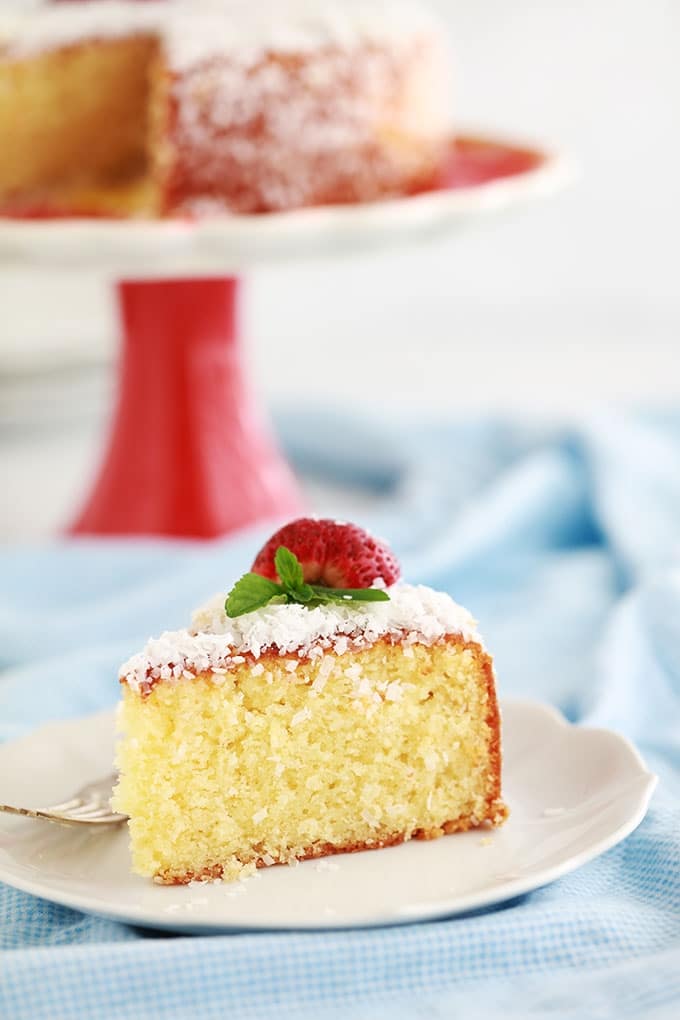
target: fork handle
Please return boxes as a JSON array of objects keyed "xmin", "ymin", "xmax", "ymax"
[
  {"xmin": 0, "ymin": 803, "xmax": 125, "ymax": 827},
  {"xmin": 0, "ymin": 803, "xmax": 57, "ymax": 821}
]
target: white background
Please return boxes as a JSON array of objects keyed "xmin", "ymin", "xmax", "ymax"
[{"xmin": 1, "ymin": 0, "xmax": 679, "ymax": 536}]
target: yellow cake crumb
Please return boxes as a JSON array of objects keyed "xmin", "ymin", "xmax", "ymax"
[{"xmin": 113, "ymin": 636, "xmax": 506, "ymax": 884}]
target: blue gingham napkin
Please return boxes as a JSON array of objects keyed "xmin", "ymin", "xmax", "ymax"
[{"xmin": 1, "ymin": 410, "xmax": 679, "ymax": 1020}]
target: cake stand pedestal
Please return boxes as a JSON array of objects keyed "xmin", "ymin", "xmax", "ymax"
[
  {"xmin": 69, "ymin": 278, "xmax": 303, "ymax": 538},
  {"xmin": 0, "ymin": 136, "xmax": 572, "ymax": 539}
]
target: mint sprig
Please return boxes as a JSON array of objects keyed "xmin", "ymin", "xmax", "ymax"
[
  {"xmin": 273, "ymin": 546, "xmax": 308, "ymax": 595},
  {"xmin": 225, "ymin": 546, "xmax": 390, "ymax": 618}
]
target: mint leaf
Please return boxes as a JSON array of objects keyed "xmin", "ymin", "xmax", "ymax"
[
  {"xmin": 226, "ymin": 573, "xmax": 285, "ymax": 618},
  {"xmin": 290, "ymin": 582, "xmax": 315, "ymax": 603},
  {"xmin": 309, "ymin": 586, "xmax": 390, "ymax": 604},
  {"xmin": 273, "ymin": 548, "xmax": 319, "ymax": 603},
  {"xmin": 225, "ymin": 546, "xmax": 391, "ymax": 618},
  {"xmin": 274, "ymin": 546, "xmax": 305, "ymax": 590}
]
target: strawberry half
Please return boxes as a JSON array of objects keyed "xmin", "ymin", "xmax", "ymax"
[{"xmin": 251, "ymin": 518, "xmax": 400, "ymax": 590}]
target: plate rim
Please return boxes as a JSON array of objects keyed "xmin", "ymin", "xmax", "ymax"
[{"xmin": 0, "ymin": 698, "xmax": 657, "ymax": 933}]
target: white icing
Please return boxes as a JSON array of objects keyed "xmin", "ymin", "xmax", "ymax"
[
  {"xmin": 1, "ymin": 1, "xmax": 442, "ymax": 71},
  {"xmin": 119, "ymin": 583, "xmax": 482, "ymax": 694}
]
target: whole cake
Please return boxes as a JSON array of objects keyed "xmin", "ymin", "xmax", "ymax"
[
  {"xmin": 113, "ymin": 519, "xmax": 507, "ymax": 885},
  {"xmin": 0, "ymin": 0, "xmax": 451, "ymax": 217}
]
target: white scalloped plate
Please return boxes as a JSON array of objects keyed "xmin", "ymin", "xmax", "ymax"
[
  {"xmin": 0, "ymin": 700, "xmax": 655, "ymax": 933},
  {"xmin": 0, "ymin": 135, "xmax": 573, "ymax": 275}
]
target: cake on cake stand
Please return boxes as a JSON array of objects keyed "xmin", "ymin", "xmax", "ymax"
[{"xmin": 0, "ymin": 135, "xmax": 571, "ymax": 539}]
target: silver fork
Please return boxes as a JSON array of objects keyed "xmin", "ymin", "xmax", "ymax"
[{"xmin": 0, "ymin": 774, "xmax": 127, "ymax": 827}]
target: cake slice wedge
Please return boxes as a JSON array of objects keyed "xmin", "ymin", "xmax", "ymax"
[{"xmin": 113, "ymin": 520, "xmax": 507, "ymax": 884}]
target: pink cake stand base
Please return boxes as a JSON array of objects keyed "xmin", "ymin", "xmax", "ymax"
[{"xmin": 69, "ymin": 278, "xmax": 303, "ymax": 539}]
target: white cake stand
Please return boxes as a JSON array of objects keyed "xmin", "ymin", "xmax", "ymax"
[{"xmin": 0, "ymin": 134, "xmax": 572, "ymax": 538}]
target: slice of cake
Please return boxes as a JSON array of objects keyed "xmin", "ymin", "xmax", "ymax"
[{"xmin": 113, "ymin": 519, "xmax": 506, "ymax": 884}]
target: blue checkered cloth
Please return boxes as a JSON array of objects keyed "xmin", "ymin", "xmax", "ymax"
[{"xmin": 1, "ymin": 411, "xmax": 679, "ymax": 1020}]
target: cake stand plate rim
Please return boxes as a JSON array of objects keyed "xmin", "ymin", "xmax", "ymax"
[{"xmin": 0, "ymin": 132, "xmax": 575, "ymax": 275}]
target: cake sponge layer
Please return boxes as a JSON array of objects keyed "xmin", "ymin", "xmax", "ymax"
[
  {"xmin": 113, "ymin": 636, "xmax": 505, "ymax": 884},
  {"xmin": 0, "ymin": 36, "xmax": 157, "ymax": 205}
]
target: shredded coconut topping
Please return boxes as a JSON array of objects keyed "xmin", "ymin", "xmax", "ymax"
[
  {"xmin": 1, "ymin": 0, "xmax": 442, "ymax": 71},
  {"xmin": 119, "ymin": 583, "xmax": 481, "ymax": 694}
]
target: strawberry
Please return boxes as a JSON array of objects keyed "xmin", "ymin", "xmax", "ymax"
[{"xmin": 251, "ymin": 518, "xmax": 400, "ymax": 590}]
